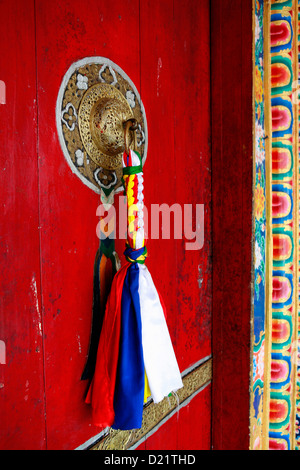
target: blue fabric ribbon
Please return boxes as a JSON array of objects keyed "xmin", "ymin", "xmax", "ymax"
[{"xmin": 112, "ymin": 262, "xmax": 145, "ymax": 430}]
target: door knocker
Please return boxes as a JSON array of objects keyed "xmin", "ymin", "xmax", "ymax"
[
  {"xmin": 56, "ymin": 56, "xmax": 147, "ymax": 197},
  {"xmin": 56, "ymin": 57, "xmax": 182, "ymax": 431}
]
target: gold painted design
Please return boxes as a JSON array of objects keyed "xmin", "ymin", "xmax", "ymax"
[
  {"xmin": 272, "ymin": 233, "xmax": 292, "ymax": 261},
  {"xmin": 272, "ymin": 191, "xmax": 292, "ymax": 218},
  {"xmin": 271, "ymin": 63, "xmax": 291, "ymax": 89},
  {"xmin": 272, "ymin": 147, "xmax": 292, "ymax": 174},
  {"xmin": 91, "ymin": 359, "xmax": 212, "ymax": 450},
  {"xmin": 271, "ymin": 359, "xmax": 290, "ymax": 383},
  {"xmin": 271, "ymin": 20, "xmax": 292, "ymax": 47},
  {"xmin": 272, "ymin": 319, "xmax": 291, "ymax": 343},
  {"xmin": 272, "ymin": 275, "xmax": 292, "ymax": 303},
  {"xmin": 272, "ymin": 105, "xmax": 292, "ymax": 133}
]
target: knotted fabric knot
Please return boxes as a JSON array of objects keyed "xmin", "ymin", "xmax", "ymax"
[{"xmin": 124, "ymin": 244, "xmax": 148, "ymax": 264}]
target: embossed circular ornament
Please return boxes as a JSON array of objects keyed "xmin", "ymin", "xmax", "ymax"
[
  {"xmin": 56, "ymin": 57, "xmax": 148, "ymax": 195},
  {"xmin": 78, "ymin": 83, "xmax": 133, "ymax": 170}
]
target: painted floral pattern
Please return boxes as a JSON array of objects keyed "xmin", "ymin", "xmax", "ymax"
[
  {"xmin": 251, "ymin": 0, "xmax": 266, "ymax": 451},
  {"xmin": 254, "ymin": 0, "xmax": 266, "ymax": 305}
]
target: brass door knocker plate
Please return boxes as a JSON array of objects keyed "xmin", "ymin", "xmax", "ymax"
[{"xmin": 56, "ymin": 57, "xmax": 148, "ymax": 195}]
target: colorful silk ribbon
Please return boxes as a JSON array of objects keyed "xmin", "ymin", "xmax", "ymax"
[
  {"xmin": 85, "ymin": 150, "xmax": 183, "ymax": 430},
  {"xmin": 81, "ymin": 218, "xmax": 119, "ymax": 381}
]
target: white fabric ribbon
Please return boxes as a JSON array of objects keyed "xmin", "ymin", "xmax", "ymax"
[{"xmin": 138, "ymin": 264, "xmax": 183, "ymax": 403}]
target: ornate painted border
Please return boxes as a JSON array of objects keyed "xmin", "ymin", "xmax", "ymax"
[
  {"xmin": 295, "ymin": 0, "xmax": 300, "ymax": 450},
  {"xmin": 252, "ymin": 0, "xmax": 300, "ymax": 450},
  {"xmin": 268, "ymin": 0, "xmax": 299, "ymax": 451},
  {"xmin": 251, "ymin": 0, "xmax": 269, "ymax": 450}
]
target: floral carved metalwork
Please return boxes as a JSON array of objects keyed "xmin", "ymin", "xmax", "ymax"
[{"xmin": 56, "ymin": 57, "xmax": 147, "ymax": 195}]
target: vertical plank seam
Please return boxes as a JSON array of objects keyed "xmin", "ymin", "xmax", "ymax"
[
  {"xmin": 172, "ymin": 0, "xmax": 179, "ymax": 450},
  {"xmin": 250, "ymin": 0, "xmax": 255, "ymax": 450},
  {"xmin": 211, "ymin": 0, "xmax": 224, "ymax": 449},
  {"xmin": 241, "ymin": 4, "xmax": 246, "ymax": 434},
  {"xmin": 219, "ymin": 0, "xmax": 224, "ymax": 448},
  {"xmin": 209, "ymin": 0, "xmax": 213, "ymax": 452},
  {"xmin": 138, "ymin": 0, "xmax": 142, "ymax": 101},
  {"xmin": 33, "ymin": 0, "xmax": 48, "ymax": 449}
]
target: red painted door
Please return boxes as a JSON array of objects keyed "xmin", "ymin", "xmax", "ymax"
[{"xmin": 0, "ymin": 0, "xmax": 211, "ymax": 450}]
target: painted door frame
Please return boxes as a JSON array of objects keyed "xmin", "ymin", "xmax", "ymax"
[{"xmin": 211, "ymin": 0, "xmax": 253, "ymax": 450}]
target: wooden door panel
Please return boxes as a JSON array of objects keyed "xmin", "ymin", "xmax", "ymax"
[
  {"xmin": 0, "ymin": 0, "xmax": 46, "ymax": 450},
  {"xmin": 172, "ymin": 0, "xmax": 211, "ymax": 369},
  {"xmin": 1, "ymin": 0, "xmax": 212, "ymax": 449},
  {"xmin": 140, "ymin": 0, "xmax": 211, "ymax": 373},
  {"xmin": 35, "ymin": 0, "xmax": 141, "ymax": 450},
  {"xmin": 135, "ymin": 384, "xmax": 211, "ymax": 450},
  {"xmin": 177, "ymin": 384, "xmax": 211, "ymax": 450},
  {"xmin": 139, "ymin": 0, "xmax": 178, "ymax": 368},
  {"xmin": 211, "ymin": 0, "xmax": 252, "ymax": 450}
]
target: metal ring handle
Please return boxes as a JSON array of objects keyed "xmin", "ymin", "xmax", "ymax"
[
  {"xmin": 125, "ymin": 118, "xmax": 138, "ymax": 131},
  {"xmin": 124, "ymin": 121, "xmax": 132, "ymax": 156},
  {"xmin": 124, "ymin": 119, "xmax": 138, "ymax": 155}
]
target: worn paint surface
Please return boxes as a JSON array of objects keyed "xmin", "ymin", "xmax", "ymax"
[
  {"xmin": 211, "ymin": 0, "xmax": 253, "ymax": 450},
  {"xmin": 0, "ymin": 0, "xmax": 46, "ymax": 449},
  {"xmin": 0, "ymin": 0, "xmax": 211, "ymax": 449},
  {"xmin": 136, "ymin": 383, "xmax": 211, "ymax": 450}
]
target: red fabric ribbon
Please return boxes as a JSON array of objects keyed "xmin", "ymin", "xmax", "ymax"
[{"xmin": 85, "ymin": 262, "xmax": 130, "ymax": 427}]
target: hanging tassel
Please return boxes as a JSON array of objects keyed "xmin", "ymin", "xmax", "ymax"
[
  {"xmin": 86, "ymin": 150, "xmax": 183, "ymax": 430},
  {"xmin": 81, "ymin": 194, "xmax": 120, "ymax": 381}
]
